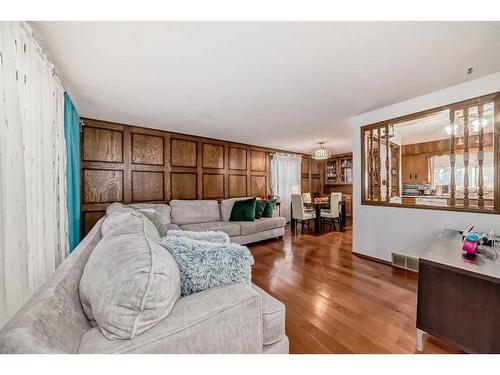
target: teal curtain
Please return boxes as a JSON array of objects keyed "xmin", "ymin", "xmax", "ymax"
[{"xmin": 64, "ymin": 93, "xmax": 81, "ymax": 251}]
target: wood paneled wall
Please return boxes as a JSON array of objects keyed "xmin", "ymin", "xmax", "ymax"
[
  {"xmin": 300, "ymin": 155, "xmax": 323, "ymax": 196},
  {"xmin": 80, "ymin": 118, "xmax": 321, "ymax": 235}
]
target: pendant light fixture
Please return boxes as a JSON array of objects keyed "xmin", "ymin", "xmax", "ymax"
[
  {"xmin": 311, "ymin": 142, "xmax": 332, "ymax": 160},
  {"xmin": 445, "ymin": 119, "xmax": 458, "ymax": 136}
]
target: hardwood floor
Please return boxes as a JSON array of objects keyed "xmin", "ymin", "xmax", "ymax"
[{"xmin": 249, "ymin": 220, "xmax": 459, "ymax": 354}]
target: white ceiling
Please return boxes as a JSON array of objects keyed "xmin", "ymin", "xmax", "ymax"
[{"xmin": 31, "ymin": 21, "xmax": 500, "ymax": 154}]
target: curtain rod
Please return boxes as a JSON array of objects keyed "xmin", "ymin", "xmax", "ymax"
[{"xmin": 270, "ymin": 152, "xmax": 302, "ymax": 158}]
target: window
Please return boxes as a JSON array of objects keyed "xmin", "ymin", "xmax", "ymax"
[{"xmin": 361, "ymin": 92, "xmax": 499, "ymax": 213}]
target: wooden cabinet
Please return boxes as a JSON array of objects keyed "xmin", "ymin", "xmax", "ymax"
[
  {"xmin": 343, "ymin": 194, "xmax": 352, "ymax": 217},
  {"xmin": 417, "ymin": 230, "xmax": 500, "ymax": 353},
  {"xmin": 325, "ymin": 153, "xmax": 352, "ymax": 185},
  {"xmin": 401, "ymin": 154, "xmax": 429, "ymax": 183},
  {"xmin": 418, "ymin": 260, "xmax": 500, "ymax": 353}
]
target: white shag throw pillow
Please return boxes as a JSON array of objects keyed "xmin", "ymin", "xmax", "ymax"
[
  {"xmin": 80, "ymin": 211, "xmax": 181, "ymax": 340},
  {"xmin": 161, "ymin": 235, "xmax": 254, "ymax": 296},
  {"xmin": 166, "ymin": 229, "xmax": 230, "ymax": 244}
]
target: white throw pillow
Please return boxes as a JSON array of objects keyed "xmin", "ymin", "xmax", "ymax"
[{"xmin": 80, "ymin": 211, "xmax": 181, "ymax": 340}]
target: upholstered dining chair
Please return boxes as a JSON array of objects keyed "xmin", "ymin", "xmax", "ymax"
[
  {"xmin": 291, "ymin": 194, "xmax": 315, "ymax": 234},
  {"xmin": 301, "ymin": 192, "xmax": 314, "ymax": 213},
  {"xmin": 302, "ymin": 192, "xmax": 312, "ymax": 204},
  {"xmin": 320, "ymin": 192, "xmax": 342, "ymax": 231}
]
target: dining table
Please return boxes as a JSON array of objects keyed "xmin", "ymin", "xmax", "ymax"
[{"xmin": 291, "ymin": 200, "xmax": 346, "ymax": 234}]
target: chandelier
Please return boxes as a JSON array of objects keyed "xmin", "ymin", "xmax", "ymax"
[
  {"xmin": 445, "ymin": 120, "xmax": 458, "ymax": 136},
  {"xmin": 311, "ymin": 142, "xmax": 332, "ymax": 160}
]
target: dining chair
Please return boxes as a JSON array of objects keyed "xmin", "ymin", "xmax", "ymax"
[
  {"xmin": 301, "ymin": 192, "xmax": 314, "ymax": 213},
  {"xmin": 291, "ymin": 194, "xmax": 315, "ymax": 234},
  {"xmin": 320, "ymin": 192, "xmax": 341, "ymax": 231},
  {"xmin": 302, "ymin": 192, "xmax": 312, "ymax": 204}
]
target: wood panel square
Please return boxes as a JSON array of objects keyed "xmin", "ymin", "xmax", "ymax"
[
  {"xmin": 171, "ymin": 138, "xmax": 197, "ymax": 167},
  {"xmin": 202, "ymin": 143, "xmax": 224, "ymax": 169},
  {"xmin": 82, "ymin": 127, "xmax": 123, "ymax": 162},
  {"xmin": 229, "ymin": 175, "xmax": 247, "ymax": 198},
  {"xmin": 132, "ymin": 171, "xmax": 164, "ymax": 202},
  {"xmin": 312, "ymin": 177, "xmax": 321, "ymax": 193},
  {"xmin": 250, "ymin": 150, "xmax": 267, "ymax": 172},
  {"xmin": 83, "ymin": 169, "xmax": 123, "ymax": 203},
  {"xmin": 171, "ymin": 173, "xmax": 197, "ymax": 200},
  {"xmin": 203, "ymin": 174, "xmax": 225, "ymax": 199},
  {"xmin": 250, "ymin": 175, "xmax": 267, "ymax": 196},
  {"xmin": 311, "ymin": 158, "xmax": 321, "ymax": 175},
  {"xmin": 132, "ymin": 134, "xmax": 164, "ymax": 165},
  {"xmin": 301, "ymin": 157, "xmax": 310, "ymax": 174},
  {"xmin": 301, "ymin": 177, "xmax": 309, "ymax": 193},
  {"xmin": 228, "ymin": 146, "xmax": 247, "ymax": 170}
]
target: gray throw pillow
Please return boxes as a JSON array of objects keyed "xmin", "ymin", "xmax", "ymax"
[
  {"xmin": 80, "ymin": 211, "xmax": 181, "ymax": 340},
  {"xmin": 161, "ymin": 236, "xmax": 254, "ymax": 296},
  {"xmin": 137, "ymin": 209, "xmax": 168, "ymax": 237}
]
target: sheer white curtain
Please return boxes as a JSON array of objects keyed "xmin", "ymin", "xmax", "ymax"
[
  {"xmin": 271, "ymin": 153, "xmax": 302, "ymax": 221},
  {"xmin": 0, "ymin": 22, "xmax": 68, "ymax": 326}
]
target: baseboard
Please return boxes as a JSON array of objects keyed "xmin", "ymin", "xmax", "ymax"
[{"xmin": 352, "ymin": 251, "xmax": 392, "ymax": 266}]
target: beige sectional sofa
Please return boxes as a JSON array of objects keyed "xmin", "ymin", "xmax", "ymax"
[
  {"xmin": 0, "ymin": 198, "xmax": 289, "ymax": 354},
  {"xmin": 148, "ymin": 198, "xmax": 286, "ymax": 245}
]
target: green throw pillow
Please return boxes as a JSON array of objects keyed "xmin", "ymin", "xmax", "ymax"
[
  {"xmin": 255, "ymin": 200, "xmax": 267, "ymax": 219},
  {"xmin": 261, "ymin": 199, "xmax": 276, "ymax": 218},
  {"xmin": 230, "ymin": 198, "xmax": 256, "ymax": 221},
  {"xmin": 138, "ymin": 210, "xmax": 168, "ymax": 237}
]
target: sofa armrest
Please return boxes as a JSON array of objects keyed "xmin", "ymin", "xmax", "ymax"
[
  {"xmin": 78, "ymin": 283, "xmax": 263, "ymax": 353},
  {"xmin": 0, "ymin": 219, "xmax": 104, "ymax": 353}
]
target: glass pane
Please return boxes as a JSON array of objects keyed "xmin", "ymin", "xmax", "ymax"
[{"xmin": 362, "ymin": 97, "xmax": 495, "ymax": 211}]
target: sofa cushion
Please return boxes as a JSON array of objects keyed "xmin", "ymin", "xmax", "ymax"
[
  {"xmin": 78, "ymin": 284, "xmax": 263, "ymax": 354},
  {"xmin": 254, "ymin": 200, "xmax": 267, "ymax": 219},
  {"xmin": 79, "ymin": 211, "xmax": 181, "ymax": 340},
  {"xmin": 161, "ymin": 236, "xmax": 254, "ymax": 296},
  {"xmin": 170, "ymin": 200, "xmax": 220, "ymax": 225},
  {"xmin": 236, "ymin": 217, "xmax": 286, "ymax": 236},
  {"xmin": 261, "ymin": 199, "xmax": 277, "ymax": 218},
  {"xmin": 137, "ymin": 209, "xmax": 168, "ymax": 237},
  {"xmin": 230, "ymin": 197, "xmax": 256, "ymax": 222},
  {"xmin": 179, "ymin": 221, "xmax": 241, "ymax": 237},
  {"xmin": 129, "ymin": 203, "xmax": 172, "ymax": 224},
  {"xmin": 105, "ymin": 202, "xmax": 172, "ymax": 224},
  {"xmin": 165, "ymin": 223, "xmax": 181, "ymax": 231},
  {"xmin": 220, "ymin": 197, "xmax": 254, "ymax": 222},
  {"xmin": 167, "ymin": 229, "xmax": 230, "ymax": 244},
  {"xmin": 252, "ymin": 284, "xmax": 286, "ymax": 345}
]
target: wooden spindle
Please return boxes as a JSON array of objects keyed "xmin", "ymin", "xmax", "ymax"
[
  {"xmin": 377, "ymin": 128, "xmax": 382, "ymax": 200},
  {"xmin": 463, "ymin": 108, "xmax": 470, "ymax": 207},
  {"xmin": 477, "ymin": 104, "xmax": 485, "ymax": 208},
  {"xmin": 369, "ymin": 130, "xmax": 373, "ymax": 200},
  {"xmin": 385, "ymin": 124, "xmax": 390, "ymax": 202},
  {"xmin": 449, "ymin": 111, "xmax": 456, "ymax": 206}
]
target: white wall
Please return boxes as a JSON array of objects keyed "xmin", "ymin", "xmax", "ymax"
[{"xmin": 352, "ymin": 72, "xmax": 500, "ymax": 262}]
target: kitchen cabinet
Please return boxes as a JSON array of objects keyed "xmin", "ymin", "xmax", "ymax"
[
  {"xmin": 325, "ymin": 153, "xmax": 352, "ymax": 185},
  {"xmin": 401, "ymin": 154, "xmax": 429, "ymax": 183}
]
